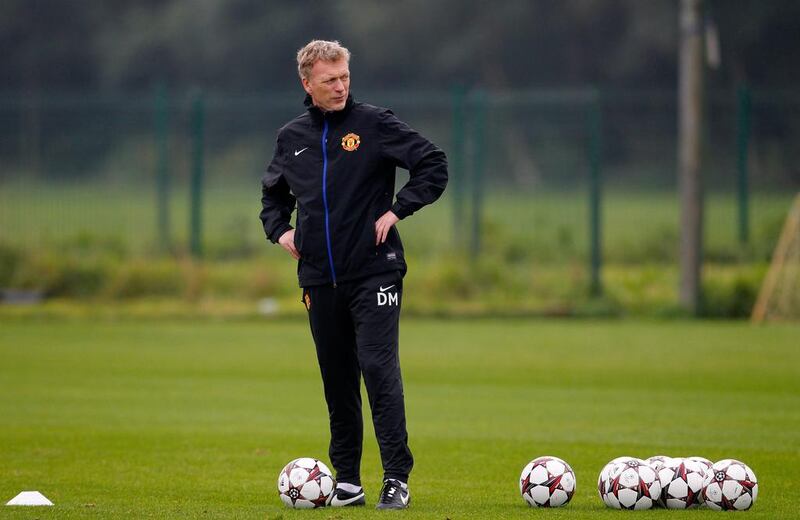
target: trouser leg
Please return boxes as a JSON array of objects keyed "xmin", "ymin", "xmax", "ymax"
[
  {"xmin": 304, "ymin": 285, "xmax": 363, "ymax": 486},
  {"xmin": 349, "ymin": 271, "xmax": 413, "ymax": 483}
]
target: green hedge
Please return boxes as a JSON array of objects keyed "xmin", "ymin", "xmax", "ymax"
[{"xmin": 0, "ymin": 240, "xmax": 768, "ymax": 319}]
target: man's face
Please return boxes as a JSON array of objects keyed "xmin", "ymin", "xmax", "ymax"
[{"xmin": 302, "ymin": 58, "xmax": 350, "ymax": 112}]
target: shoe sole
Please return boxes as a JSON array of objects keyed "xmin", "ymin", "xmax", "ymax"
[
  {"xmin": 376, "ymin": 504, "xmax": 409, "ymax": 510},
  {"xmin": 376, "ymin": 497, "xmax": 410, "ymax": 510}
]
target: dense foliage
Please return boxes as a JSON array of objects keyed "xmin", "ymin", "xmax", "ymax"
[{"xmin": 3, "ymin": 0, "xmax": 799, "ymax": 92}]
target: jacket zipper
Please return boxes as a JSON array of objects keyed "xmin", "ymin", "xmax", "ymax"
[{"xmin": 321, "ymin": 119, "xmax": 338, "ymax": 287}]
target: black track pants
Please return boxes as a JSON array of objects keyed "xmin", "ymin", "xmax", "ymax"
[{"xmin": 303, "ymin": 270, "xmax": 413, "ymax": 485}]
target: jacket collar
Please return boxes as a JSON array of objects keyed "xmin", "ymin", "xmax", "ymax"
[{"xmin": 305, "ymin": 93, "xmax": 355, "ymax": 123}]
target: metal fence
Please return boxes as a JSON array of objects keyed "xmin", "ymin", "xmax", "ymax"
[{"xmin": 1, "ymin": 87, "xmax": 798, "ymax": 283}]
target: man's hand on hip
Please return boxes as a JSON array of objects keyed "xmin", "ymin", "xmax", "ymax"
[
  {"xmin": 278, "ymin": 229, "xmax": 300, "ymax": 260},
  {"xmin": 375, "ymin": 211, "xmax": 399, "ymax": 245}
]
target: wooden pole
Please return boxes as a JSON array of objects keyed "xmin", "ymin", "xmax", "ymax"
[
  {"xmin": 752, "ymin": 194, "xmax": 800, "ymax": 322},
  {"xmin": 678, "ymin": 0, "xmax": 705, "ymax": 315}
]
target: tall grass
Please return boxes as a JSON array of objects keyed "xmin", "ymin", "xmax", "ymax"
[
  {"xmin": 0, "ymin": 182, "xmax": 792, "ymax": 317},
  {"xmin": 0, "ymin": 181, "xmax": 791, "ymax": 262}
]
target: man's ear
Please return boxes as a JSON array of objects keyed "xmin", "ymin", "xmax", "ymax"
[{"xmin": 301, "ymin": 77, "xmax": 313, "ymax": 96}]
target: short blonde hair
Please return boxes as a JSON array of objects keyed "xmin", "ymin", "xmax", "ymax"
[{"xmin": 297, "ymin": 40, "xmax": 351, "ymax": 80}]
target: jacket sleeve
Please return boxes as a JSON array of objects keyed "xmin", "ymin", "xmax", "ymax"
[
  {"xmin": 260, "ymin": 137, "xmax": 296, "ymax": 244},
  {"xmin": 379, "ymin": 109, "xmax": 448, "ymax": 220}
]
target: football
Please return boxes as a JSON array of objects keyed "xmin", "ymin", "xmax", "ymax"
[
  {"xmin": 604, "ymin": 458, "xmax": 661, "ymax": 510},
  {"xmin": 597, "ymin": 463, "xmax": 612, "ymax": 503},
  {"xmin": 657, "ymin": 457, "xmax": 706, "ymax": 509},
  {"xmin": 687, "ymin": 456, "xmax": 713, "ymax": 504},
  {"xmin": 598, "ymin": 456, "xmax": 639, "ymax": 506},
  {"xmin": 610, "ymin": 455, "xmax": 639, "ymax": 464},
  {"xmin": 277, "ymin": 457, "xmax": 336, "ymax": 508},
  {"xmin": 688, "ymin": 455, "xmax": 713, "ymax": 468},
  {"xmin": 645, "ymin": 455, "xmax": 672, "ymax": 471},
  {"xmin": 519, "ymin": 456, "xmax": 576, "ymax": 507},
  {"xmin": 702, "ymin": 459, "xmax": 758, "ymax": 511}
]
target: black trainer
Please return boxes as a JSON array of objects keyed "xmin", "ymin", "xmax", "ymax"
[
  {"xmin": 376, "ymin": 479, "xmax": 410, "ymax": 510},
  {"xmin": 328, "ymin": 486, "xmax": 366, "ymax": 507}
]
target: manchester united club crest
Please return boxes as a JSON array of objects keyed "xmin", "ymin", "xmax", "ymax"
[{"xmin": 341, "ymin": 132, "xmax": 360, "ymax": 151}]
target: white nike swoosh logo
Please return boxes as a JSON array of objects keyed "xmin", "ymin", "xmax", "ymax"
[
  {"xmin": 329, "ymin": 492, "xmax": 364, "ymax": 507},
  {"xmin": 294, "ymin": 147, "xmax": 309, "ymax": 156},
  {"xmin": 379, "ymin": 285, "xmax": 395, "ymax": 292}
]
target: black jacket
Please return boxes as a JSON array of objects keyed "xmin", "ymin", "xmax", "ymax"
[{"xmin": 260, "ymin": 95, "xmax": 448, "ymax": 287}]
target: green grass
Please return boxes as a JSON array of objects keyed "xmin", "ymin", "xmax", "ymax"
[
  {"xmin": 0, "ymin": 183, "xmax": 790, "ymax": 316},
  {"xmin": 0, "ymin": 182, "xmax": 792, "ymax": 263},
  {"xmin": 1, "ymin": 318, "xmax": 799, "ymax": 518}
]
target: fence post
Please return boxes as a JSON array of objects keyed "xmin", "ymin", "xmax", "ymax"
[
  {"xmin": 189, "ymin": 90, "xmax": 205, "ymax": 258},
  {"xmin": 154, "ymin": 82, "xmax": 171, "ymax": 252},
  {"xmin": 469, "ymin": 89, "xmax": 487, "ymax": 260},
  {"xmin": 451, "ymin": 85, "xmax": 467, "ymax": 249},
  {"xmin": 588, "ymin": 88, "xmax": 603, "ymax": 296},
  {"xmin": 736, "ymin": 84, "xmax": 751, "ymax": 245}
]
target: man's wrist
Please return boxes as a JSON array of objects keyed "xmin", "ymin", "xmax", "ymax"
[
  {"xmin": 390, "ymin": 203, "xmax": 410, "ymax": 220},
  {"xmin": 270, "ymin": 224, "xmax": 294, "ymax": 244}
]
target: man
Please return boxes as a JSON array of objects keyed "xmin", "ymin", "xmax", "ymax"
[{"xmin": 259, "ymin": 40, "xmax": 447, "ymax": 510}]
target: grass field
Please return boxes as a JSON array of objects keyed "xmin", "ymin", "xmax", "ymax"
[
  {"xmin": 1, "ymin": 317, "xmax": 798, "ymax": 518},
  {"xmin": 0, "ymin": 183, "xmax": 791, "ymax": 316},
  {"xmin": 0, "ymin": 182, "xmax": 792, "ymax": 262}
]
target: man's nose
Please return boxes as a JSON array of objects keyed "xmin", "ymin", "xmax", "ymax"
[{"xmin": 333, "ymin": 80, "xmax": 345, "ymax": 92}]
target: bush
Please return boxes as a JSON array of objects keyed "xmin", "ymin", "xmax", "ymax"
[
  {"xmin": 0, "ymin": 235, "xmax": 774, "ymax": 319},
  {"xmin": 48, "ymin": 259, "xmax": 110, "ymax": 297},
  {"xmin": 0, "ymin": 242, "xmax": 21, "ymax": 287},
  {"xmin": 104, "ymin": 260, "xmax": 186, "ymax": 299},
  {"xmin": 9, "ymin": 251, "xmax": 112, "ymax": 298},
  {"xmin": 701, "ymin": 267, "xmax": 764, "ymax": 318}
]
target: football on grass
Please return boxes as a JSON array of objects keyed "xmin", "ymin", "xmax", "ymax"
[
  {"xmin": 604, "ymin": 458, "xmax": 661, "ymax": 510},
  {"xmin": 688, "ymin": 455, "xmax": 713, "ymax": 469},
  {"xmin": 687, "ymin": 456, "xmax": 713, "ymax": 504},
  {"xmin": 277, "ymin": 457, "xmax": 335, "ymax": 508},
  {"xmin": 598, "ymin": 456, "xmax": 638, "ymax": 506},
  {"xmin": 657, "ymin": 457, "xmax": 706, "ymax": 509},
  {"xmin": 702, "ymin": 459, "xmax": 758, "ymax": 511},
  {"xmin": 645, "ymin": 455, "xmax": 672, "ymax": 471},
  {"xmin": 519, "ymin": 456, "xmax": 576, "ymax": 507}
]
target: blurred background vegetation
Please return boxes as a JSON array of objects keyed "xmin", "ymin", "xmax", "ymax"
[
  {"xmin": 1, "ymin": 0, "xmax": 799, "ymax": 318},
  {"xmin": 4, "ymin": 0, "xmax": 800, "ymax": 91}
]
